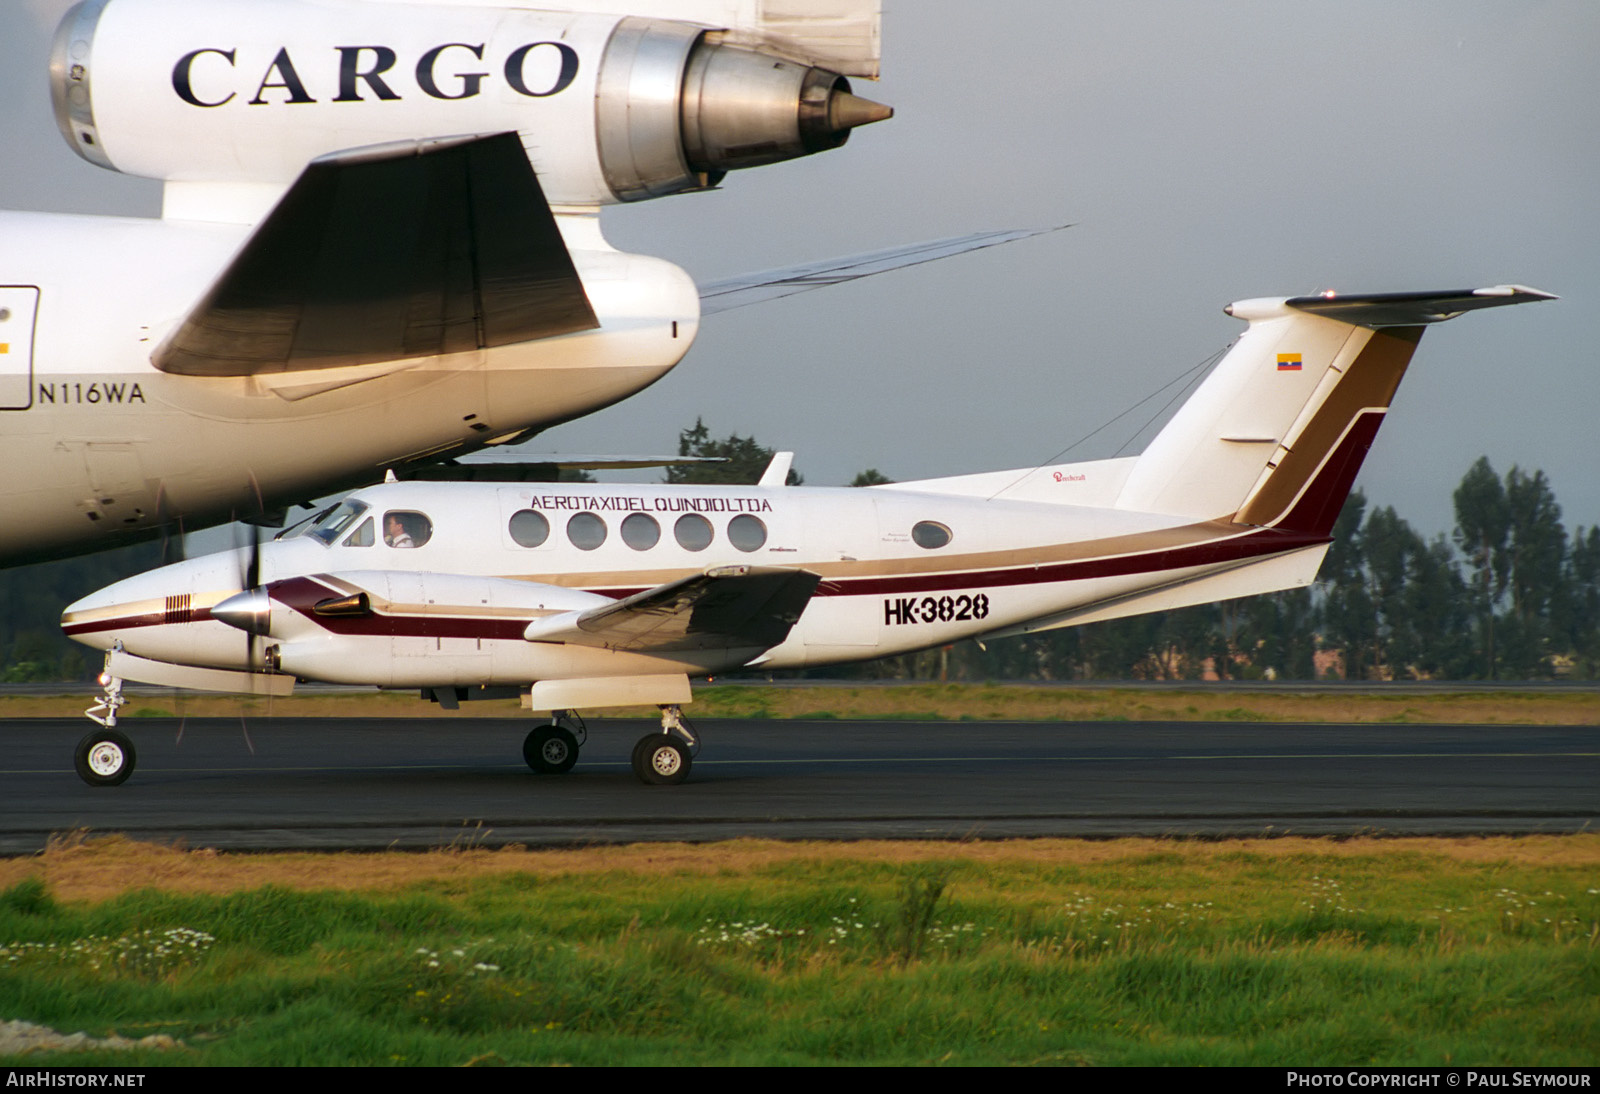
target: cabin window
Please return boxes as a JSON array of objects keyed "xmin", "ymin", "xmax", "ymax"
[
  {"xmin": 342, "ymin": 517, "xmax": 374, "ymax": 547},
  {"xmin": 567, "ymin": 511, "xmax": 607, "ymax": 550},
  {"xmin": 728, "ymin": 514, "xmax": 767, "ymax": 552},
  {"xmin": 912, "ymin": 521, "xmax": 952, "ymax": 549},
  {"xmin": 674, "ymin": 513, "xmax": 713, "ymax": 552},
  {"xmin": 508, "ymin": 509, "xmax": 550, "ymax": 548},
  {"xmin": 383, "ymin": 511, "xmax": 432, "ymax": 548},
  {"xmin": 621, "ymin": 512, "xmax": 661, "ymax": 550}
]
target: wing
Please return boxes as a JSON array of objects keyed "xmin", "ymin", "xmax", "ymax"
[
  {"xmin": 155, "ymin": 132, "xmax": 598, "ymax": 376},
  {"xmin": 697, "ymin": 226, "xmax": 1068, "ymax": 316},
  {"xmin": 522, "ymin": 565, "xmax": 820, "ymax": 653}
]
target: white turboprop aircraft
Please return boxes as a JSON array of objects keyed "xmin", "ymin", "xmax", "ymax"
[
  {"xmin": 60, "ymin": 285, "xmax": 1555, "ymax": 787},
  {"xmin": 1, "ymin": 0, "xmax": 944, "ymax": 566}
]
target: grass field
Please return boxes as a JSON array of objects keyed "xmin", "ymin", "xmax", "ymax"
[
  {"xmin": 2, "ymin": 835, "xmax": 1596, "ymax": 1066},
  {"xmin": 6, "ymin": 681, "xmax": 1600, "ymax": 725}
]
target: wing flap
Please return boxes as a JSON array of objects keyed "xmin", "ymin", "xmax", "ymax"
[
  {"xmin": 155, "ymin": 132, "xmax": 598, "ymax": 376},
  {"xmin": 523, "ymin": 565, "xmax": 820, "ymax": 653}
]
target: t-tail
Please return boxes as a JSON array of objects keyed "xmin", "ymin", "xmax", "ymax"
[{"xmin": 1114, "ymin": 286, "xmax": 1556, "ymax": 535}]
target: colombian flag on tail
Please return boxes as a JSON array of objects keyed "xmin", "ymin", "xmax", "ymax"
[{"xmin": 1277, "ymin": 353, "xmax": 1301, "ymax": 371}]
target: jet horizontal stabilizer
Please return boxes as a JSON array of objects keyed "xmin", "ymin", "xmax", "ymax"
[
  {"xmin": 523, "ymin": 565, "xmax": 821, "ymax": 652},
  {"xmin": 155, "ymin": 132, "xmax": 599, "ymax": 376}
]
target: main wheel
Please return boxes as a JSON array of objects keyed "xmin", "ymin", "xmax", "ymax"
[
  {"xmin": 523, "ymin": 725, "xmax": 579, "ymax": 775},
  {"xmin": 631, "ymin": 733, "xmax": 691, "ymax": 786},
  {"xmin": 75, "ymin": 729, "xmax": 136, "ymax": 787}
]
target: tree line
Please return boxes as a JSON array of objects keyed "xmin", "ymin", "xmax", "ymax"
[
  {"xmin": 0, "ymin": 420, "xmax": 1594, "ymax": 683},
  {"xmin": 664, "ymin": 426, "xmax": 1600, "ymax": 682},
  {"xmin": 847, "ymin": 457, "xmax": 1600, "ymax": 683}
]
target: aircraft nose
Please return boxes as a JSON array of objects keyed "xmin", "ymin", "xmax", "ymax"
[{"xmin": 59, "ymin": 550, "xmax": 256, "ymax": 653}]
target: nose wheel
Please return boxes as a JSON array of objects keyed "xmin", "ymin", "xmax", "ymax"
[
  {"xmin": 75, "ymin": 729, "xmax": 136, "ymax": 787},
  {"xmin": 76, "ymin": 650, "xmax": 135, "ymax": 786}
]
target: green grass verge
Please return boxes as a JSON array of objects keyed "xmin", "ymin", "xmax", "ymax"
[
  {"xmin": 3, "ymin": 682, "xmax": 1598, "ymax": 724},
  {"xmin": 2, "ymin": 844, "xmax": 1596, "ymax": 1065}
]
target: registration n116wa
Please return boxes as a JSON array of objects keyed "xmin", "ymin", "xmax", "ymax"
[{"xmin": 61, "ymin": 285, "xmax": 1553, "ymax": 786}]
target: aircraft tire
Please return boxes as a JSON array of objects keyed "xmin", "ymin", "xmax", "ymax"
[
  {"xmin": 632, "ymin": 734, "xmax": 691, "ymax": 786},
  {"xmin": 74, "ymin": 729, "xmax": 136, "ymax": 787},
  {"xmin": 524, "ymin": 725, "xmax": 579, "ymax": 775}
]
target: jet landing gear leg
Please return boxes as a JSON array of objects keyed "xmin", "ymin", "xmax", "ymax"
[
  {"xmin": 632, "ymin": 705, "xmax": 696, "ymax": 786},
  {"xmin": 523, "ymin": 710, "xmax": 586, "ymax": 775},
  {"xmin": 76, "ymin": 649, "xmax": 136, "ymax": 787}
]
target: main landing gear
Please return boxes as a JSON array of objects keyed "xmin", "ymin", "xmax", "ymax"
[
  {"xmin": 521, "ymin": 706, "xmax": 698, "ymax": 785},
  {"xmin": 631, "ymin": 705, "xmax": 697, "ymax": 787},
  {"xmin": 522, "ymin": 710, "xmax": 587, "ymax": 775},
  {"xmin": 76, "ymin": 649, "xmax": 136, "ymax": 787}
]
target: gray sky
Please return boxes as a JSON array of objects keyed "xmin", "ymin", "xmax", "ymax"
[{"xmin": 4, "ymin": 1, "xmax": 1595, "ymax": 538}]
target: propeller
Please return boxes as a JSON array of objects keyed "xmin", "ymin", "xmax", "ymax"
[{"xmin": 210, "ymin": 474, "xmax": 277, "ymax": 671}]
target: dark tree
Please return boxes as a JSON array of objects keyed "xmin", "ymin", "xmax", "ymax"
[{"xmin": 665, "ymin": 418, "xmax": 802, "ymax": 486}]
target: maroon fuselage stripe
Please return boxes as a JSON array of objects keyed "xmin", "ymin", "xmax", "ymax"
[{"xmin": 61, "ymin": 524, "xmax": 1327, "ymax": 641}]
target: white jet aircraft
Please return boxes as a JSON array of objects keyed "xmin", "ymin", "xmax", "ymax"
[
  {"xmin": 61, "ymin": 285, "xmax": 1555, "ymax": 787},
  {"xmin": 1, "ymin": 0, "xmax": 922, "ymax": 565}
]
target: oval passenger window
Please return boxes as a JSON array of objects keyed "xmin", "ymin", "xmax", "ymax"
[
  {"xmin": 567, "ymin": 512, "xmax": 607, "ymax": 550},
  {"xmin": 509, "ymin": 509, "xmax": 550, "ymax": 548},
  {"xmin": 912, "ymin": 521, "xmax": 952, "ymax": 549},
  {"xmin": 674, "ymin": 513, "xmax": 713, "ymax": 552},
  {"xmin": 728, "ymin": 514, "xmax": 767, "ymax": 552},
  {"xmin": 621, "ymin": 513, "xmax": 661, "ymax": 550}
]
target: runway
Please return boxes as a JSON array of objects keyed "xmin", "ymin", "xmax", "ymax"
[{"xmin": 1, "ymin": 716, "xmax": 1595, "ymax": 852}]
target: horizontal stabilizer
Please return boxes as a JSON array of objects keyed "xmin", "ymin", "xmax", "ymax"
[
  {"xmin": 523, "ymin": 565, "xmax": 820, "ymax": 653},
  {"xmin": 1282, "ymin": 285, "xmax": 1556, "ymax": 328},
  {"xmin": 155, "ymin": 133, "xmax": 598, "ymax": 376},
  {"xmin": 698, "ymin": 227, "xmax": 1066, "ymax": 316},
  {"xmin": 395, "ymin": 453, "xmax": 727, "ymax": 483}
]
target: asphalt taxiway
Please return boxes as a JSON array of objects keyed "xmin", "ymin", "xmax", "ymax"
[{"xmin": 1, "ymin": 717, "xmax": 1595, "ymax": 852}]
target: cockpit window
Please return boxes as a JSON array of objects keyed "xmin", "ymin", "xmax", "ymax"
[
  {"xmin": 384, "ymin": 511, "xmax": 432, "ymax": 549},
  {"xmin": 306, "ymin": 500, "xmax": 370, "ymax": 545},
  {"xmin": 342, "ymin": 517, "xmax": 375, "ymax": 548},
  {"xmin": 277, "ymin": 504, "xmax": 336, "ymax": 541}
]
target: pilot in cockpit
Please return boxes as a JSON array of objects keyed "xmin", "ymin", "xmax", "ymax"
[{"xmin": 384, "ymin": 513, "xmax": 415, "ymax": 549}]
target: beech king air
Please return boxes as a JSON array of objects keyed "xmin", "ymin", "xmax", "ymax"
[
  {"xmin": 0, "ymin": 0, "xmax": 925, "ymax": 565},
  {"xmin": 61, "ymin": 285, "xmax": 1555, "ymax": 787}
]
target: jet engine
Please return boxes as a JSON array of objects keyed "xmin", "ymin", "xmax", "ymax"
[{"xmin": 50, "ymin": 0, "xmax": 892, "ymax": 206}]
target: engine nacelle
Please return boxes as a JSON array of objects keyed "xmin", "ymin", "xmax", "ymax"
[{"xmin": 50, "ymin": 0, "xmax": 891, "ymax": 205}]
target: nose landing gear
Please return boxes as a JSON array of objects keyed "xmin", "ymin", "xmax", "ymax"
[{"xmin": 77, "ymin": 647, "xmax": 136, "ymax": 786}]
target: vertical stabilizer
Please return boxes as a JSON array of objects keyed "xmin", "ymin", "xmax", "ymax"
[{"xmin": 1114, "ymin": 287, "xmax": 1554, "ymax": 536}]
